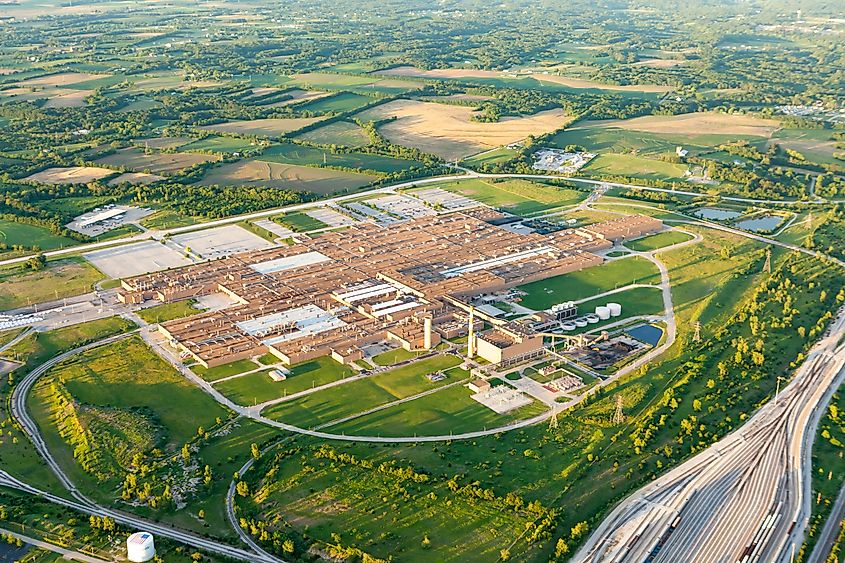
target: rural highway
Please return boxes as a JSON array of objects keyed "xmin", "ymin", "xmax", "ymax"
[
  {"xmin": 575, "ymin": 308, "xmax": 845, "ymax": 563},
  {"xmin": 0, "ymin": 168, "xmax": 834, "ymax": 270}
]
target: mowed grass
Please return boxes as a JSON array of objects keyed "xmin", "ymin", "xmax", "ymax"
[
  {"xmin": 583, "ymin": 153, "xmax": 689, "ymax": 181},
  {"xmin": 136, "ymin": 300, "xmax": 199, "ymax": 324},
  {"xmin": 329, "ymin": 382, "xmax": 547, "ymax": 437},
  {"xmin": 194, "ymin": 358, "xmax": 260, "ymax": 382},
  {"xmin": 294, "ymin": 120, "xmax": 370, "ymax": 148},
  {"xmin": 215, "ymin": 356, "xmax": 355, "ymax": 405},
  {"xmin": 572, "ymin": 287, "xmax": 665, "ymax": 332},
  {"xmin": 439, "ymin": 178, "xmax": 585, "ymax": 215},
  {"xmin": 0, "ymin": 220, "xmax": 77, "ymax": 252},
  {"xmin": 624, "ymin": 230, "xmax": 694, "ymax": 251},
  {"xmin": 273, "ymin": 211, "xmax": 328, "ymax": 232},
  {"xmin": 371, "ymin": 347, "xmax": 423, "ymax": 366},
  {"xmin": 263, "ymin": 354, "xmax": 462, "ymax": 428},
  {"xmin": 518, "ymin": 256, "xmax": 661, "ymax": 310},
  {"xmin": 297, "ymin": 92, "xmax": 373, "ymax": 113},
  {"xmin": 0, "ymin": 259, "xmax": 104, "ymax": 310},
  {"xmin": 258, "ymin": 143, "xmax": 421, "ymax": 173}
]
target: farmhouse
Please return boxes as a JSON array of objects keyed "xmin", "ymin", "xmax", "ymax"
[{"xmin": 118, "ymin": 211, "xmax": 662, "ymax": 368}]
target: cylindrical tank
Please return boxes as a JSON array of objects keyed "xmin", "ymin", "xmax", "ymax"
[
  {"xmin": 575, "ymin": 318, "xmax": 588, "ymax": 328},
  {"xmin": 127, "ymin": 532, "xmax": 156, "ymax": 563},
  {"xmin": 607, "ymin": 302, "xmax": 622, "ymax": 317},
  {"xmin": 561, "ymin": 322, "xmax": 576, "ymax": 331},
  {"xmin": 595, "ymin": 306, "xmax": 611, "ymax": 320},
  {"xmin": 585, "ymin": 314, "xmax": 600, "ymax": 324}
]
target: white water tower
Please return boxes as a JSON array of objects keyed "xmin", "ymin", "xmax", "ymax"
[{"xmin": 127, "ymin": 532, "xmax": 156, "ymax": 562}]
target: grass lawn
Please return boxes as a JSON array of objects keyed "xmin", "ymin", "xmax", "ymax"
[
  {"xmin": 263, "ymin": 354, "xmax": 462, "ymax": 428},
  {"xmin": 624, "ymin": 230, "xmax": 694, "ymax": 251},
  {"xmin": 273, "ymin": 211, "xmax": 328, "ymax": 232},
  {"xmin": 573, "ymin": 287, "xmax": 665, "ymax": 332},
  {"xmin": 0, "ymin": 220, "xmax": 77, "ymax": 252},
  {"xmin": 0, "ymin": 258, "xmax": 104, "ymax": 310},
  {"xmin": 215, "ymin": 356, "xmax": 354, "ymax": 405},
  {"xmin": 140, "ymin": 210, "xmax": 202, "ymax": 230},
  {"xmin": 329, "ymin": 381, "xmax": 547, "ymax": 437},
  {"xmin": 193, "ymin": 358, "xmax": 260, "ymax": 382},
  {"xmin": 439, "ymin": 178, "xmax": 585, "ymax": 215},
  {"xmin": 370, "ymin": 347, "xmax": 423, "ymax": 366},
  {"xmin": 136, "ymin": 300, "xmax": 199, "ymax": 324},
  {"xmin": 518, "ymin": 256, "xmax": 661, "ymax": 310}
]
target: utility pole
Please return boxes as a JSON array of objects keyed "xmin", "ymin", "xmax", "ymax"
[{"xmin": 693, "ymin": 321, "xmax": 701, "ymax": 343}]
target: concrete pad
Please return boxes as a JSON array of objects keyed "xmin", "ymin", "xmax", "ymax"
[
  {"xmin": 85, "ymin": 240, "xmax": 193, "ymax": 278},
  {"xmin": 169, "ymin": 225, "xmax": 274, "ymax": 259},
  {"xmin": 470, "ymin": 385, "xmax": 533, "ymax": 414},
  {"xmin": 304, "ymin": 207, "xmax": 357, "ymax": 228}
]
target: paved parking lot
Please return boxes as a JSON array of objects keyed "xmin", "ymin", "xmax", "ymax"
[
  {"xmin": 84, "ymin": 240, "xmax": 193, "ymax": 278},
  {"xmin": 169, "ymin": 224, "xmax": 273, "ymax": 259}
]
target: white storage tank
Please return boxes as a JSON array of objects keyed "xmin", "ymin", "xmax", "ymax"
[
  {"xmin": 607, "ymin": 302, "xmax": 622, "ymax": 317},
  {"xmin": 585, "ymin": 314, "xmax": 600, "ymax": 324},
  {"xmin": 595, "ymin": 306, "xmax": 611, "ymax": 320},
  {"xmin": 127, "ymin": 532, "xmax": 155, "ymax": 563},
  {"xmin": 575, "ymin": 318, "xmax": 588, "ymax": 328},
  {"xmin": 561, "ymin": 322, "xmax": 576, "ymax": 331}
]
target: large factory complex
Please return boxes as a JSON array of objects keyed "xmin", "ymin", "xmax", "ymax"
[{"xmin": 118, "ymin": 208, "xmax": 662, "ymax": 370}]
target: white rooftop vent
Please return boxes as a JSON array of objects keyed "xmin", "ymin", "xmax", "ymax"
[{"xmin": 127, "ymin": 532, "xmax": 155, "ymax": 562}]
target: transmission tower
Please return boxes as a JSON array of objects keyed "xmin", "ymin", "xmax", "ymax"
[
  {"xmin": 693, "ymin": 321, "xmax": 702, "ymax": 343},
  {"xmin": 764, "ymin": 247, "xmax": 772, "ymax": 273},
  {"xmin": 548, "ymin": 408, "xmax": 559, "ymax": 431},
  {"xmin": 612, "ymin": 395, "xmax": 625, "ymax": 424}
]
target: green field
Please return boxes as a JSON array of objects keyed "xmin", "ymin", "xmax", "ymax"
[
  {"xmin": 290, "ymin": 72, "xmax": 423, "ymax": 94},
  {"xmin": 297, "ymin": 92, "xmax": 373, "ymax": 113},
  {"xmin": 0, "ymin": 220, "xmax": 77, "ymax": 252},
  {"xmin": 438, "ymin": 178, "xmax": 586, "ymax": 215},
  {"xmin": 180, "ymin": 136, "xmax": 258, "ymax": 153},
  {"xmin": 136, "ymin": 300, "xmax": 199, "ymax": 324},
  {"xmin": 0, "ymin": 259, "xmax": 104, "ymax": 310},
  {"xmin": 371, "ymin": 347, "xmax": 423, "ymax": 366},
  {"xmin": 330, "ymin": 382, "xmax": 547, "ymax": 437},
  {"xmin": 624, "ymin": 230, "xmax": 694, "ymax": 251},
  {"xmin": 263, "ymin": 354, "xmax": 462, "ymax": 428},
  {"xmin": 215, "ymin": 356, "xmax": 354, "ymax": 405},
  {"xmin": 573, "ymin": 287, "xmax": 665, "ymax": 332},
  {"xmin": 518, "ymin": 256, "xmax": 661, "ymax": 310},
  {"xmin": 140, "ymin": 210, "xmax": 202, "ymax": 230},
  {"xmin": 461, "ymin": 146, "xmax": 518, "ymax": 168},
  {"xmin": 273, "ymin": 211, "xmax": 328, "ymax": 232},
  {"xmin": 294, "ymin": 120, "xmax": 371, "ymax": 148},
  {"xmin": 583, "ymin": 153, "xmax": 689, "ymax": 181},
  {"xmin": 258, "ymin": 142, "xmax": 421, "ymax": 173},
  {"xmin": 193, "ymin": 358, "xmax": 260, "ymax": 382}
]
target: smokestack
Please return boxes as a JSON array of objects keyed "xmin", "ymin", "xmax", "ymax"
[
  {"xmin": 467, "ymin": 306, "xmax": 476, "ymax": 358},
  {"xmin": 423, "ymin": 316, "xmax": 432, "ymax": 350}
]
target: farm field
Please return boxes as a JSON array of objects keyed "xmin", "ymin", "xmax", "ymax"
[
  {"xmin": 355, "ymin": 99, "xmax": 572, "ymax": 160},
  {"xmin": 106, "ymin": 171, "xmax": 163, "ymax": 185},
  {"xmin": 438, "ymin": 178, "xmax": 585, "ymax": 215},
  {"xmin": 517, "ymin": 255, "xmax": 661, "ymax": 310},
  {"xmin": 23, "ymin": 166, "xmax": 114, "ymax": 185},
  {"xmin": 132, "ymin": 137, "xmax": 192, "ymax": 150},
  {"xmin": 262, "ymin": 354, "xmax": 462, "ymax": 429},
  {"xmin": 256, "ymin": 88, "xmax": 331, "ymax": 107},
  {"xmin": 768, "ymin": 128, "xmax": 844, "ymax": 167},
  {"xmin": 461, "ymin": 146, "xmax": 519, "ymax": 168},
  {"xmin": 179, "ymin": 136, "xmax": 259, "ymax": 153},
  {"xmin": 215, "ymin": 356, "xmax": 355, "ymax": 405},
  {"xmin": 583, "ymin": 153, "xmax": 690, "ymax": 181},
  {"xmin": 257, "ymin": 143, "xmax": 421, "ymax": 172},
  {"xmin": 624, "ymin": 230, "xmax": 694, "ymax": 251},
  {"xmin": 198, "ymin": 117, "xmax": 325, "ymax": 137},
  {"xmin": 196, "ymin": 160, "xmax": 377, "ymax": 194},
  {"xmin": 0, "ymin": 219, "xmax": 77, "ymax": 252},
  {"xmin": 289, "ymin": 72, "xmax": 423, "ymax": 94},
  {"xmin": 94, "ymin": 147, "xmax": 220, "ymax": 174},
  {"xmin": 329, "ymin": 382, "xmax": 547, "ymax": 437},
  {"xmin": 12, "ymin": 71, "xmax": 108, "ymax": 87},
  {"xmin": 296, "ymin": 92, "xmax": 373, "ymax": 113},
  {"xmin": 597, "ymin": 111, "xmax": 780, "ymax": 137},
  {"xmin": 0, "ymin": 259, "xmax": 104, "ymax": 310},
  {"xmin": 294, "ymin": 120, "xmax": 371, "ymax": 147}
]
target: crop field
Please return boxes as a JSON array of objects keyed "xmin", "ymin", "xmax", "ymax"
[
  {"xmin": 583, "ymin": 153, "xmax": 689, "ymax": 181},
  {"xmin": 94, "ymin": 147, "xmax": 220, "ymax": 174},
  {"xmin": 296, "ymin": 92, "xmax": 373, "ymax": 113},
  {"xmin": 330, "ymin": 381, "xmax": 547, "ymax": 437},
  {"xmin": 598, "ymin": 111, "xmax": 780, "ymax": 137},
  {"xmin": 355, "ymin": 99, "xmax": 572, "ymax": 160},
  {"xmin": 438, "ymin": 178, "xmax": 585, "ymax": 215},
  {"xmin": 197, "ymin": 160, "xmax": 377, "ymax": 194},
  {"xmin": 263, "ymin": 354, "xmax": 462, "ymax": 429},
  {"xmin": 179, "ymin": 136, "xmax": 259, "ymax": 153},
  {"xmin": 518, "ymin": 255, "xmax": 661, "ymax": 310},
  {"xmin": 215, "ymin": 356, "xmax": 354, "ymax": 405},
  {"xmin": 0, "ymin": 219, "xmax": 76, "ymax": 252},
  {"xmin": 106, "ymin": 171, "xmax": 163, "ymax": 185},
  {"xmin": 768, "ymin": 128, "xmax": 844, "ymax": 167},
  {"xmin": 0, "ymin": 259, "xmax": 104, "ymax": 309},
  {"xmin": 289, "ymin": 72, "xmax": 424, "ymax": 94},
  {"xmin": 12, "ymin": 71, "xmax": 108, "ymax": 87},
  {"xmin": 258, "ymin": 143, "xmax": 421, "ymax": 172},
  {"xmin": 294, "ymin": 120, "xmax": 371, "ymax": 147},
  {"xmin": 23, "ymin": 166, "xmax": 114, "ymax": 185},
  {"xmin": 255, "ymin": 88, "xmax": 331, "ymax": 107},
  {"xmin": 198, "ymin": 117, "xmax": 325, "ymax": 137},
  {"xmin": 132, "ymin": 137, "xmax": 192, "ymax": 150},
  {"xmin": 624, "ymin": 230, "xmax": 694, "ymax": 251}
]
